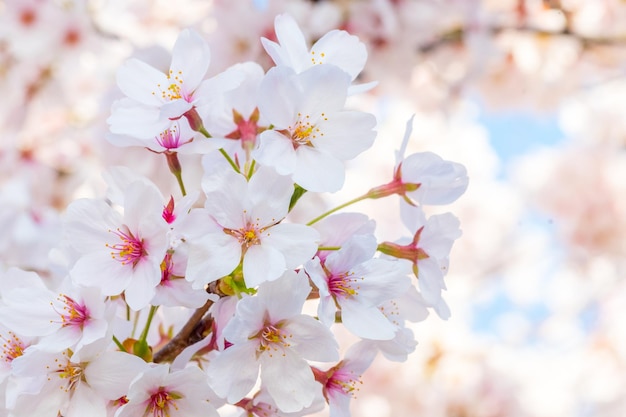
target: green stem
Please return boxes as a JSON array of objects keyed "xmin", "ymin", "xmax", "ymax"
[
  {"xmin": 306, "ymin": 194, "xmax": 369, "ymax": 226},
  {"xmin": 112, "ymin": 335, "xmax": 127, "ymax": 352},
  {"xmin": 219, "ymin": 148, "xmax": 240, "ymax": 173},
  {"xmin": 198, "ymin": 125, "xmax": 211, "ymax": 138},
  {"xmin": 173, "ymin": 169, "xmax": 187, "ymax": 196},
  {"xmin": 318, "ymin": 246, "xmax": 341, "ymax": 251},
  {"xmin": 246, "ymin": 159, "xmax": 256, "ymax": 179},
  {"xmin": 138, "ymin": 306, "xmax": 159, "ymax": 344}
]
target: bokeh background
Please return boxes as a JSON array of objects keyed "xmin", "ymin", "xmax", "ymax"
[{"xmin": 2, "ymin": 0, "xmax": 626, "ymax": 416}]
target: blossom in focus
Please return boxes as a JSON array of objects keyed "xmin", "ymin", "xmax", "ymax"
[
  {"xmin": 182, "ymin": 167, "xmax": 319, "ymax": 289},
  {"xmin": 378, "ymin": 204, "xmax": 461, "ymax": 319},
  {"xmin": 116, "ymin": 364, "xmax": 219, "ymax": 417},
  {"xmin": 206, "ymin": 270, "xmax": 338, "ymax": 412},
  {"xmin": 313, "ymin": 341, "xmax": 378, "ymax": 417},
  {"xmin": 262, "ymin": 14, "xmax": 369, "ymax": 84},
  {"xmin": 0, "ymin": 275, "xmax": 111, "ymax": 359},
  {"xmin": 368, "ymin": 116, "xmax": 469, "ymax": 205},
  {"xmin": 108, "ymin": 28, "xmax": 213, "ymax": 138},
  {"xmin": 305, "ymin": 233, "xmax": 411, "ymax": 340},
  {"xmin": 63, "ymin": 181, "xmax": 169, "ymax": 310},
  {"xmin": 255, "ymin": 65, "xmax": 376, "ymax": 192},
  {"xmin": 9, "ymin": 347, "xmax": 148, "ymax": 417}
]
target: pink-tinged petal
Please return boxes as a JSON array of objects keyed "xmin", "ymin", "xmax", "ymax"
[
  {"xmin": 416, "ymin": 257, "xmax": 446, "ymax": 307},
  {"xmin": 317, "ymin": 293, "xmax": 337, "ymax": 328},
  {"xmin": 341, "ymin": 301, "xmax": 397, "ymax": 340},
  {"xmin": 247, "ymin": 166, "xmax": 293, "ymax": 211},
  {"xmin": 261, "ymin": 350, "xmax": 318, "ymax": 413},
  {"xmin": 311, "ymin": 30, "xmax": 367, "ymax": 81},
  {"xmin": 324, "ymin": 234, "xmax": 377, "ymax": 274},
  {"xmin": 38, "ymin": 325, "xmax": 81, "ymax": 351},
  {"xmin": 283, "ymin": 315, "xmax": 339, "ymax": 362},
  {"xmin": 304, "ymin": 257, "xmax": 330, "ymax": 296},
  {"xmin": 257, "ymin": 270, "xmax": 310, "ymax": 322},
  {"xmin": 242, "ymin": 244, "xmax": 286, "ymax": 288},
  {"xmin": 262, "ymin": 223, "xmax": 319, "ymax": 268},
  {"xmin": 348, "ymin": 80, "xmax": 379, "ymax": 95},
  {"xmin": 258, "ymin": 67, "xmax": 300, "ymax": 128},
  {"xmin": 206, "ymin": 344, "xmax": 259, "ymax": 403},
  {"xmin": 313, "ymin": 213, "xmax": 376, "ymax": 247},
  {"xmin": 64, "ymin": 384, "xmax": 107, "ymax": 417},
  {"xmin": 0, "ymin": 288, "xmax": 56, "ymax": 336},
  {"xmin": 420, "ymin": 212, "xmax": 462, "ymax": 258},
  {"xmin": 173, "ymin": 399, "xmax": 219, "ymax": 417},
  {"xmin": 160, "ymin": 98, "xmax": 194, "ymax": 120},
  {"xmin": 402, "ymin": 152, "xmax": 469, "ymax": 205},
  {"xmin": 107, "ymin": 98, "xmax": 170, "ymax": 139},
  {"xmin": 314, "ymin": 111, "xmax": 377, "ymax": 159},
  {"xmin": 297, "ymin": 65, "xmax": 350, "ymax": 117},
  {"xmin": 70, "ymin": 251, "xmax": 130, "ymax": 295},
  {"xmin": 254, "ymin": 130, "xmax": 297, "ymax": 175},
  {"xmin": 375, "ymin": 327, "xmax": 418, "ymax": 362},
  {"xmin": 123, "ymin": 265, "xmax": 159, "ymax": 311},
  {"xmin": 117, "ymin": 58, "xmax": 168, "ymax": 106},
  {"xmin": 202, "ymin": 170, "xmax": 248, "ymax": 229},
  {"xmin": 170, "ymin": 29, "xmax": 211, "ymax": 93},
  {"xmin": 64, "ymin": 199, "xmax": 121, "ymax": 253},
  {"xmin": 122, "ymin": 181, "xmax": 165, "ymax": 230},
  {"xmin": 263, "ymin": 14, "xmax": 309, "ymax": 72},
  {"xmin": 328, "ymin": 392, "xmax": 352, "ymax": 417},
  {"xmin": 293, "ymin": 147, "xmax": 344, "ymax": 192},
  {"xmin": 347, "ymin": 260, "xmax": 411, "ymax": 306},
  {"xmin": 185, "ymin": 234, "xmax": 241, "ymax": 288}
]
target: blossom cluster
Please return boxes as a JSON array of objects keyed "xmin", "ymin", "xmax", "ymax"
[{"xmin": 0, "ymin": 12, "xmax": 467, "ymax": 417}]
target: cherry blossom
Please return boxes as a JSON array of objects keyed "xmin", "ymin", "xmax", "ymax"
[
  {"xmin": 305, "ymin": 233, "xmax": 411, "ymax": 340},
  {"xmin": 182, "ymin": 167, "xmax": 319, "ymax": 289},
  {"xmin": 116, "ymin": 364, "xmax": 219, "ymax": 417},
  {"xmin": 63, "ymin": 180, "xmax": 169, "ymax": 310},
  {"xmin": 255, "ymin": 64, "xmax": 376, "ymax": 192},
  {"xmin": 206, "ymin": 270, "xmax": 338, "ymax": 412}
]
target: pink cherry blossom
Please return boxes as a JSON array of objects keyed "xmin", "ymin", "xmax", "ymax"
[
  {"xmin": 306, "ymin": 233, "xmax": 411, "ymax": 340},
  {"xmin": 255, "ymin": 65, "xmax": 376, "ymax": 192},
  {"xmin": 63, "ymin": 181, "xmax": 169, "ymax": 311},
  {"xmin": 182, "ymin": 167, "xmax": 319, "ymax": 289},
  {"xmin": 116, "ymin": 364, "xmax": 218, "ymax": 417},
  {"xmin": 206, "ymin": 270, "xmax": 338, "ymax": 413}
]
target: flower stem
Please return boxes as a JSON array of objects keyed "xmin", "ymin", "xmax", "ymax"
[
  {"xmin": 138, "ymin": 305, "xmax": 159, "ymax": 345},
  {"xmin": 318, "ymin": 246, "xmax": 341, "ymax": 251},
  {"xmin": 112, "ymin": 335, "xmax": 127, "ymax": 352},
  {"xmin": 165, "ymin": 152, "xmax": 187, "ymax": 196},
  {"xmin": 306, "ymin": 194, "xmax": 369, "ymax": 226},
  {"xmin": 219, "ymin": 148, "xmax": 241, "ymax": 173}
]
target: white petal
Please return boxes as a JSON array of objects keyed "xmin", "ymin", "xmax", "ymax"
[
  {"xmin": 116, "ymin": 58, "xmax": 167, "ymax": 106},
  {"xmin": 293, "ymin": 147, "xmax": 344, "ymax": 192},
  {"xmin": 243, "ymin": 244, "xmax": 286, "ymax": 288},
  {"xmin": 254, "ymin": 130, "xmax": 297, "ymax": 176},
  {"xmin": 170, "ymin": 29, "xmax": 211, "ymax": 92}
]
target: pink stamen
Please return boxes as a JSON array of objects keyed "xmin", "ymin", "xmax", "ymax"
[
  {"xmin": 54, "ymin": 294, "xmax": 89, "ymax": 328},
  {"xmin": 106, "ymin": 227, "xmax": 146, "ymax": 267},
  {"xmin": 1, "ymin": 331, "xmax": 26, "ymax": 363},
  {"xmin": 148, "ymin": 389, "xmax": 179, "ymax": 417}
]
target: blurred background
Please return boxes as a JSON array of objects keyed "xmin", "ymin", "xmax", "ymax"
[{"xmin": 1, "ymin": 0, "xmax": 625, "ymax": 416}]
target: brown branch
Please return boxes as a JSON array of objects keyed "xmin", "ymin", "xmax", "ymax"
[
  {"xmin": 418, "ymin": 24, "xmax": 626, "ymax": 54},
  {"xmin": 153, "ymin": 298, "xmax": 214, "ymax": 363}
]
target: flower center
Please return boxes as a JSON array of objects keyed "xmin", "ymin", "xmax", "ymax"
[
  {"xmin": 253, "ymin": 322, "xmax": 292, "ymax": 357},
  {"xmin": 310, "ymin": 50, "xmax": 326, "ymax": 65},
  {"xmin": 148, "ymin": 389, "xmax": 180, "ymax": 417},
  {"xmin": 51, "ymin": 352, "xmax": 85, "ymax": 393},
  {"xmin": 54, "ymin": 294, "xmax": 89, "ymax": 328},
  {"xmin": 1, "ymin": 331, "xmax": 26, "ymax": 363},
  {"xmin": 157, "ymin": 124, "xmax": 183, "ymax": 150},
  {"xmin": 328, "ymin": 271, "xmax": 360, "ymax": 299},
  {"xmin": 326, "ymin": 368, "xmax": 362, "ymax": 398},
  {"xmin": 153, "ymin": 69, "xmax": 188, "ymax": 102},
  {"xmin": 106, "ymin": 227, "xmax": 146, "ymax": 267},
  {"xmin": 288, "ymin": 112, "xmax": 326, "ymax": 147}
]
